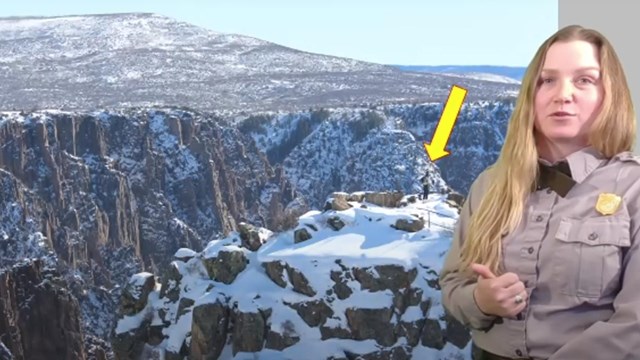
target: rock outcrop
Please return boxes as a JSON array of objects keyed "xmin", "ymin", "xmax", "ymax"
[{"xmin": 111, "ymin": 192, "xmax": 470, "ymax": 359}]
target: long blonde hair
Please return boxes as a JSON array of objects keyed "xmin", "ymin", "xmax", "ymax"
[{"xmin": 458, "ymin": 25, "xmax": 636, "ymax": 276}]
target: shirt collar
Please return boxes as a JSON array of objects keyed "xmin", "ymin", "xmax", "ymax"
[{"xmin": 538, "ymin": 146, "xmax": 607, "ymax": 183}]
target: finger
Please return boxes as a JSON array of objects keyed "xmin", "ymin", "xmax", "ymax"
[
  {"xmin": 492, "ymin": 272, "xmax": 521, "ymax": 288},
  {"xmin": 471, "ymin": 263, "xmax": 496, "ymax": 279},
  {"xmin": 502, "ymin": 281, "xmax": 526, "ymax": 298},
  {"xmin": 496, "ymin": 290, "xmax": 524, "ymax": 307},
  {"xmin": 505, "ymin": 291, "xmax": 528, "ymax": 311},
  {"xmin": 507, "ymin": 297, "xmax": 528, "ymax": 317}
]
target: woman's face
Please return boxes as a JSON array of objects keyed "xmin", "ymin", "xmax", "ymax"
[{"xmin": 533, "ymin": 40, "xmax": 604, "ymax": 148}]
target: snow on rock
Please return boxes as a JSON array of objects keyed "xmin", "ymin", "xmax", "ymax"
[
  {"xmin": 112, "ymin": 191, "xmax": 472, "ymax": 360},
  {"xmin": 174, "ymin": 248, "xmax": 197, "ymax": 260}
]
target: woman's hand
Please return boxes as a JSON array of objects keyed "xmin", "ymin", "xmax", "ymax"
[{"xmin": 471, "ymin": 263, "xmax": 528, "ymax": 318}]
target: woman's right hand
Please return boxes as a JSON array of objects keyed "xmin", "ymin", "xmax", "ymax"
[{"xmin": 471, "ymin": 263, "xmax": 528, "ymax": 318}]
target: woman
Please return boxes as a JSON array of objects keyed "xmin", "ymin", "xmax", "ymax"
[{"xmin": 439, "ymin": 24, "xmax": 640, "ymax": 360}]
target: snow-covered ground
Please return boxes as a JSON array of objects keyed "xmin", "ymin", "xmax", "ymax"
[{"xmin": 115, "ymin": 192, "xmax": 471, "ymax": 360}]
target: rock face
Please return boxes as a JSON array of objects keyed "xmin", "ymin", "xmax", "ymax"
[
  {"xmin": 111, "ymin": 192, "xmax": 471, "ymax": 360},
  {"xmin": 0, "ymin": 109, "xmax": 305, "ymax": 358},
  {"xmin": 0, "ymin": 109, "xmax": 300, "ymax": 269},
  {"xmin": 0, "ymin": 258, "xmax": 109, "ymax": 360}
]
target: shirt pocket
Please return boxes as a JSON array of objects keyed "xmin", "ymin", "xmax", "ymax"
[{"xmin": 552, "ymin": 216, "xmax": 631, "ymax": 300}]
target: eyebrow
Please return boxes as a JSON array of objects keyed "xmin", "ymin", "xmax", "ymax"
[{"xmin": 541, "ymin": 66, "xmax": 600, "ymax": 74}]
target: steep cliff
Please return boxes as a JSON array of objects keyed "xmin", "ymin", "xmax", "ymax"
[{"xmin": 0, "ymin": 109, "xmax": 305, "ymax": 357}]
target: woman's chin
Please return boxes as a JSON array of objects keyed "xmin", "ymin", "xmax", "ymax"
[{"xmin": 543, "ymin": 129, "xmax": 583, "ymax": 142}]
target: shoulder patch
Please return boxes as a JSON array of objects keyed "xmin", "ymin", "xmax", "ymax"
[{"xmin": 614, "ymin": 151, "xmax": 640, "ymax": 165}]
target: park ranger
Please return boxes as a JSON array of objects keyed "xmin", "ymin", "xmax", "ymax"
[{"xmin": 439, "ymin": 25, "xmax": 640, "ymax": 360}]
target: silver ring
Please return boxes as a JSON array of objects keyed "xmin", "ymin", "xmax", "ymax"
[{"xmin": 514, "ymin": 294, "xmax": 524, "ymax": 304}]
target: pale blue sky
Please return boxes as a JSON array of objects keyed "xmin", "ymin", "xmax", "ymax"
[{"xmin": 0, "ymin": 0, "xmax": 558, "ymax": 66}]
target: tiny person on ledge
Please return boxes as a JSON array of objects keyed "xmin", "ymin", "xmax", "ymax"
[
  {"xmin": 439, "ymin": 25, "xmax": 640, "ymax": 360},
  {"xmin": 420, "ymin": 169, "xmax": 430, "ymax": 200}
]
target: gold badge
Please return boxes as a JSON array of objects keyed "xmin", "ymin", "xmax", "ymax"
[{"xmin": 595, "ymin": 193, "xmax": 622, "ymax": 215}]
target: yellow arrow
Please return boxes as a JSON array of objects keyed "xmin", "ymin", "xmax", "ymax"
[{"xmin": 423, "ymin": 85, "xmax": 468, "ymax": 162}]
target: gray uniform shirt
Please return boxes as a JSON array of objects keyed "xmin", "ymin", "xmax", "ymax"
[{"xmin": 439, "ymin": 146, "xmax": 640, "ymax": 359}]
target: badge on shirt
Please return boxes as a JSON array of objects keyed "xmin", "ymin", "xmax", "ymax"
[{"xmin": 595, "ymin": 193, "xmax": 622, "ymax": 215}]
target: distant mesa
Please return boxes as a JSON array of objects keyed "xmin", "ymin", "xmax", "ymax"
[
  {"xmin": 393, "ymin": 65, "xmax": 526, "ymax": 83},
  {"xmin": 0, "ymin": 12, "xmax": 520, "ymax": 113}
]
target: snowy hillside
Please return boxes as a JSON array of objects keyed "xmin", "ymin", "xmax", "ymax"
[
  {"xmin": 113, "ymin": 191, "xmax": 471, "ymax": 360},
  {"xmin": 0, "ymin": 13, "xmax": 519, "ymax": 113},
  {"xmin": 237, "ymin": 100, "xmax": 514, "ymax": 201},
  {"xmin": 0, "ymin": 13, "xmax": 380, "ymax": 73}
]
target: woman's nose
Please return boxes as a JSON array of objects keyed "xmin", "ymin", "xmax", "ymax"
[{"xmin": 554, "ymin": 80, "xmax": 574, "ymax": 102}]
